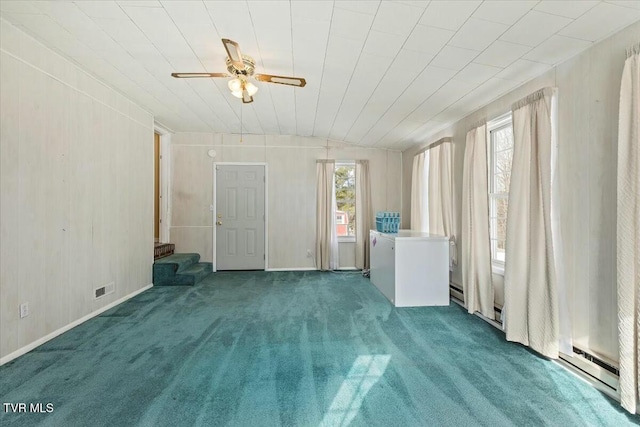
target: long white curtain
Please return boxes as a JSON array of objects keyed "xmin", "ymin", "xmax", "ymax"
[
  {"xmin": 355, "ymin": 160, "xmax": 372, "ymax": 270},
  {"xmin": 504, "ymin": 87, "xmax": 571, "ymax": 359},
  {"xmin": 428, "ymin": 142, "xmax": 457, "ymax": 269},
  {"xmin": 461, "ymin": 124, "xmax": 494, "ymax": 319},
  {"xmin": 411, "ymin": 151, "xmax": 429, "ymax": 231},
  {"xmin": 316, "ymin": 160, "xmax": 339, "ymax": 270},
  {"xmin": 617, "ymin": 44, "xmax": 640, "ymax": 414}
]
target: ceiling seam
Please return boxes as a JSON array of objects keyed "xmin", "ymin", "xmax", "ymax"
[
  {"xmin": 370, "ymin": 0, "xmax": 548, "ymax": 147},
  {"xmin": 245, "ymin": 0, "xmax": 283, "ymax": 135},
  {"xmin": 339, "ymin": 1, "xmax": 439, "ymax": 143},
  {"xmin": 289, "ymin": 0, "xmax": 297, "ymax": 137},
  {"xmin": 115, "ymin": 2, "xmax": 221, "ymax": 132},
  {"xmin": 381, "ymin": 0, "xmax": 600, "ymax": 146},
  {"xmin": 68, "ymin": 2, "xmax": 206, "ymax": 131},
  {"xmin": 324, "ymin": 0, "xmax": 383, "ymax": 139},
  {"xmin": 310, "ymin": 0, "xmax": 336, "ymax": 137},
  {"xmin": 341, "ymin": 1, "xmax": 473, "ymax": 145}
]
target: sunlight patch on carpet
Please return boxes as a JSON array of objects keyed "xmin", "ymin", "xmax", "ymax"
[{"xmin": 320, "ymin": 355, "xmax": 391, "ymax": 427}]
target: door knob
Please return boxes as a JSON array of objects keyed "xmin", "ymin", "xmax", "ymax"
[{"xmin": 216, "ymin": 221, "xmax": 222, "ymax": 225}]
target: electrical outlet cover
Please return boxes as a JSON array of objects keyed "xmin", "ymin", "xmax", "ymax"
[{"xmin": 19, "ymin": 302, "xmax": 29, "ymax": 318}]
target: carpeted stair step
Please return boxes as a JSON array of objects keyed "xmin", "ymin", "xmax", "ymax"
[
  {"xmin": 157, "ymin": 253, "xmax": 201, "ymax": 273},
  {"xmin": 176, "ymin": 262, "xmax": 213, "ymax": 285},
  {"xmin": 153, "ymin": 253, "xmax": 211, "ymax": 286}
]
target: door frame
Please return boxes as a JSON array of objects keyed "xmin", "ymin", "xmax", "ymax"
[
  {"xmin": 212, "ymin": 162, "xmax": 268, "ymax": 272},
  {"xmin": 154, "ymin": 122, "xmax": 171, "ymax": 244}
]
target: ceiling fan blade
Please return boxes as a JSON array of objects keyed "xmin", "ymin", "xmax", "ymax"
[
  {"xmin": 242, "ymin": 89, "xmax": 253, "ymax": 104},
  {"xmin": 254, "ymin": 74, "xmax": 306, "ymax": 87},
  {"xmin": 171, "ymin": 72, "xmax": 230, "ymax": 78},
  {"xmin": 222, "ymin": 38, "xmax": 245, "ymax": 71}
]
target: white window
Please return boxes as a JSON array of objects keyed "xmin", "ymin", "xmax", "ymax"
[
  {"xmin": 487, "ymin": 114, "xmax": 514, "ymax": 271},
  {"xmin": 335, "ymin": 162, "xmax": 356, "ymax": 241}
]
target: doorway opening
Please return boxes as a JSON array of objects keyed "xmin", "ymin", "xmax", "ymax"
[
  {"xmin": 154, "ymin": 132, "xmax": 160, "ymax": 243},
  {"xmin": 153, "ymin": 130, "xmax": 174, "ymax": 260}
]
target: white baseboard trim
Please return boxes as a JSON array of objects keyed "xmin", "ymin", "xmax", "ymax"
[
  {"xmin": 554, "ymin": 358, "xmax": 620, "ymax": 401},
  {"xmin": 558, "ymin": 351, "xmax": 619, "ymax": 391},
  {"xmin": 0, "ymin": 284, "xmax": 153, "ymax": 366},
  {"xmin": 265, "ymin": 268, "xmax": 361, "ymax": 272}
]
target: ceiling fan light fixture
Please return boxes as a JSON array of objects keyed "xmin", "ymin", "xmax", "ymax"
[
  {"xmin": 228, "ymin": 78, "xmax": 242, "ymax": 92},
  {"xmin": 231, "ymin": 89, "xmax": 243, "ymax": 99},
  {"xmin": 245, "ymin": 81, "xmax": 258, "ymax": 96}
]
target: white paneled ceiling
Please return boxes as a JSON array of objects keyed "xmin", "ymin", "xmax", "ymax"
[{"xmin": 1, "ymin": 0, "xmax": 639, "ymax": 150}]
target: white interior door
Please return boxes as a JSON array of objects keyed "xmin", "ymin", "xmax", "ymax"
[{"xmin": 215, "ymin": 165, "xmax": 266, "ymax": 270}]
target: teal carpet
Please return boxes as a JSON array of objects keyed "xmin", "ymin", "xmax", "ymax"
[{"xmin": 0, "ymin": 271, "xmax": 637, "ymax": 426}]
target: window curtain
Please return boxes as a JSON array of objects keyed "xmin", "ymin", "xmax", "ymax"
[
  {"xmin": 316, "ymin": 160, "xmax": 339, "ymax": 270},
  {"xmin": 355, "ymin": 160, "xmax": 372, "ymax": 270},
  {"xmin": 410, "ymin": 151, "xmax": 429, "ymax": 231},
  {"xmin": 617, "ymin": 43, "xmax": 640, "ymax": 414},
  {"xmin": 504, "ymin": 87, "xmax": 571, "ymax": 359},
  {"xmin": 461, "ymin": 124, "xmax": 494, "ymax": 319},
  {"xmin": 428, "ymin": 141, "xmax": 457, "ymax": 269}
]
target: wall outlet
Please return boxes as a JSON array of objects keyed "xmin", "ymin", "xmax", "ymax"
[
  {"xmin": 19, "ymin": 302, "xmax": 29, "ymax": 319},
  {"xmin": 306, "ymin": 249, "xmax": 312, "ymax": 258}
]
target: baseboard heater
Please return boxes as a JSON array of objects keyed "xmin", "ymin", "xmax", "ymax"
[
  {"xmin": 450, "ymin": 284, "xmax": 503, "ymax": 321},
  {"xmin": 449, "ymin": 283, "xmax": 620, "ymax": 393},
  {"xmin": 570, "ymin": 347, "xmax": 619, "ymax": 376}
]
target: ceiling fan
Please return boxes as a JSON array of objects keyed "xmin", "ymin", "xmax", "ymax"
[{"xmin": 171, "ymin": 38, "xmax": 306, "ymax": 104}]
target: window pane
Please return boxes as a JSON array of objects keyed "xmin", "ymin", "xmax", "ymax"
[
  {"xmin": 497, "ymin": 218, "xmax": 507, "ymax": 242},
  {"xmin": 496, "ymin": 198, "xmax": 508, "ymax": 221},
  {"xmin": 495, "ymin": 149, "xmax": 513, "ymax": 175},
  {"xmin": 490, "ymin": 216, "xmax": 497, "ymax": 237},
  {"xmin": 494, "ymin": 173, "xmax": 510, "ymax": 193},
  {"xmin": 494, "ymin": 126, "xmax": 513, "ymax": 152},
  {"xmin": 488, "ymin": 117, "xmax": 514, "ymax": 264},
  {"xmin": 335, "ymin": 165, "xmax": 356, "ymax": 237}
]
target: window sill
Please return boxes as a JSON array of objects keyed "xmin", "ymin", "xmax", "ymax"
[
  {"xmin": 338, "ymin": 236, "xmax": 356, "ymax": 243},
  {"xmin": 492, "ymin": 264, "xmax": 505, "ymax": 277}
]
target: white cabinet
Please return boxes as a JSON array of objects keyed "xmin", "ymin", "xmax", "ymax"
[{"xmin": 370, "ymin": 230, "xmax": 449, "ymax": 307}]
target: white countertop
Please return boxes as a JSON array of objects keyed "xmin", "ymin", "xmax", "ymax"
[{"xmin": 370, "ymin": 229, "xmax": 449, "ymax": 241}]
